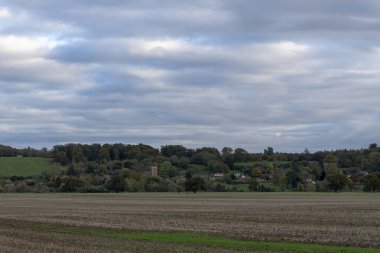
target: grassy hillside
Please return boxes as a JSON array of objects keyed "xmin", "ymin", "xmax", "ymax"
[{"xmin": 0, "ymin": 157, "xmax": 52, "ymax": 177}]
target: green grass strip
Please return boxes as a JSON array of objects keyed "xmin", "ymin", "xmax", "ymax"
[
  {"xmin": 111, "ymin": 231, "xmax": 379, "ymax": 253},
  {"xmin": 26, "ymin": 221, "xmax": 379, "ymax": 253}
]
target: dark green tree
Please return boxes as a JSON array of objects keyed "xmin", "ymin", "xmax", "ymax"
[
  {"xmin": 60, "ymin": 177, "xmax": 85, "ymax": 192},
  {"xmin": 100, "ymin": 144, "xmax": 111, "ymax": 161},
  {"xmin": 159, "ymin": 161, "xmax": 178, "ymax": 178},
  {"xmin": 248, "ymin": 178, "xmax": 260, "ymax": 191},
  {"xmin": 185, "ymin": 176, "xmax": 206, "ymax": 193},
  {"xmin": 363, "ymin": 173, "xmax": 380, "ymax": 192},
  {"xmin": 327, "ymin": 174, "xmax": 347, "ymax": 192},
  {"xmin": 144, "ymin": 177, "xmax": 161, "ymax": 192},
  {"xmin": 221, "ymin": 147, "xmax": 235, "ymax": 169},
  {"xmin": 161, "ymin": 145, "xmax": 188, "ymax": 158},
  {"xmin": 369, "ymin": 143, "xmax": 378, "ymax": 152},
  {"xmin": 67, "ymin": 165, "xmax": 77, "ymax": 176},
  {"xmin": 264, "ymin": 147, "xmax": 274, "ymax": 160},
  {"xmin": 105, "ymin": 175, "xmax": 127, "ymax": 193},
  {"xmin": 234, "ymin": 148, "xmax": 249, "ymax": 162}
]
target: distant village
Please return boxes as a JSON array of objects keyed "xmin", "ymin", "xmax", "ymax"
[{"xmin": 0, "ymin": 143, "xmax": 379, "ymax": 193}]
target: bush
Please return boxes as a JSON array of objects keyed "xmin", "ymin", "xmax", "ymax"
[
  {"xmin": 126, "ymin": 179, "xmax": 145, "ymax": 192},
  {"xmin": 305, "ymin": 183, "xmax": 317, "ymax": 192},
  {"xmin": 4, "ymin": 183, "xmax": 16, "ymax": 193},
  {"xmin": 166, "ymin": 180, "xmax": 183, "ymax": 192},
  {"xmin": 60, "ymin": 177, "xmax": 85, "ymax": 192},
  {"xmin": 82, "ymin": 186, "xmax": 106, "ymax": 193},
  {"xmin": 248, "ymin": 179, "xmax": 260, "ymax": 191},
  {"xmin": 249, "ymin": 179, "xmax": 275, "ymax": 192},
  {"xmin": 215, "ymin": 183, "xmax": 228, "ymax": 192},
  {"xmin": 144, "ymin": 177, "xmax": 161, "ymax": 192},
  {"xmin": 259, "ymin": 184, "xmax": 275, "ymax": 192},
  {"xmin": 112, "ymin": 161, "xmax": 123, "ymax": 171},
  {"xmin": 316, "ymin": 180, "xmax": 330, "ymax": 192},
  {"xmin": 15, "ymin": 182, "xmax": 27, "ymax": 193},
  {"xmin": 35, "ymin": 183, "xmax": 50, "ymax": 193},
  {"xmin": 105, "ymin": 175, "xmax": 127, "ymax": 192},
  {"xmin": 185, "ymin": 176, "xmax": 206, "ymax": 193},
  {"xmin": 10, "ymin": 176, "xmax": 24, "ymax": 182}
]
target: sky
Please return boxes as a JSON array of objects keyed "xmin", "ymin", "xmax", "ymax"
[{"xmin": 0, "ymin": 0, "xmax": 380, "ymax": 152}]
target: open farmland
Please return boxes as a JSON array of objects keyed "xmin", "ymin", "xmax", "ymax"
[
  {"xmin": 0, "ymin": 157, "xmax": 52, "ymax": 177},
  {"xmin": 0, "ymin": 193, "xmax": 379, "ymax": 253}
]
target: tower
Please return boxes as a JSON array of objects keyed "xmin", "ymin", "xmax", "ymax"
[{"xmin": 151, "ymin": 165, "xmax": 158, "ymax": 177}]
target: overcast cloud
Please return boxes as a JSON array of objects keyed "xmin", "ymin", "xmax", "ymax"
[{"xmin": 0, "ymin": 0, "xmax": 380, "ymax": 152}]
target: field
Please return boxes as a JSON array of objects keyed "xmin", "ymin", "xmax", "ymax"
[
  {"xmin": 0, "ymin": 157, "xmax": 52, "ymax": 177},
  {"xmin": 0, "ymin": 192, "xmax": 379, "ymax": 252}
]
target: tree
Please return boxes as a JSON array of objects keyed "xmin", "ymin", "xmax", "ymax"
[
  {"xmin": 234, "ymin": 148, "xmax": 249, "ymax": 163},
  {"xmin": 67, "ymin": 165, "xmax": 77, "ymax": 176},
  {"xmin": 248, "ymin": 178, "xmax": 260, "ymax": 191},
  {"xmin": 284, "ymin": 160, "xmax": 301, "ymax": 189},
  {"xmin": 111, "ymin": 144, "xmax": 121, "ymax": 160},
  {"xmin": 251, "ymin": 167, "xmax": 261, "ymax": 178},
  {"xmin": 208, "ymin": 160, "xmax": 229, "ymax": 173},
  {"xmin": 185, "ymin": 176, "xmax": 206, "ymax": 193},
  {"xmin": 363, "ymin": 173, "xmax": 380, "ymax": 192},
  {"xmin": 191, "ymin": 151, "xmax": 218, "ymax": 165},
  {"xmin": 100, "ymin": 144, "xmax": 110, "ymax": 161},
  {"xmin": 144, "ymin": 177, "xmax": 161, "ymax": 192},
  {"xmin": 264, "ymin": 147, "xmax": 274, "ymax": 160},
  {"xmin": 285, "ymin": 170, "xmax": 301, "ymax": 188},
  {"xmin": 215, "ymin": 183, "xmax": 227, "ymax": 192},
  {"xmin": 369, "ymin": 143, "xmax": 378, "ymax": 152},
  {"xmin": 303, "ymin": 148, "xmax": 311, "ymax": 161},
  {"xmin": 326, "ymin": 174, "xmax": 347, "ymax": 192},
  {"xmin": 161, "ymin": 145, "xmax": 188, "ymax": 158},
  {"xmin": 221, "ymin": 147, "xmax": 234, "ymax": 169},
  {"xmin": 337, "ymin": 152, "xmax": 354, "ymax": 168},
  {"xmin": 248, "ymin": 178, "xmax": 274, "ymax": 192},
  {"xmin": 369, "ymin": 152, "xmax": 380, "ymax": 171},
  {"xmin": 159, "ymin": 161, "xmax": 178, "ymax": 178},
  {"xmin": 324, "ymin": 153, "xmax": 336, "ymax": 163},
  {"xmin": 185, "ymin": 171, "xmax": 193, "ymax": 179},
  {"xmin": 222, "ymin": 147, "xmax": 233, "ymax": 154},
  {"xmin": 54, "ymin": 150, "xmax": 69, "ymax": 165},
  {"xmin": 178, "ymin": 157, "xmax": 190, "ymax": 168},
  {"xmin": 60, "ymin": 177, "xmax": 85, "ymax": 192},
  {"xmin": 105, "ymin": 175, "xmax": 127, "ymax": 193}
]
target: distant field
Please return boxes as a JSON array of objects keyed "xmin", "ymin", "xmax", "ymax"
[
  {"xmin": 0, "ymin": 157, "xmax": 52, "ymax": 177},
  {"xmin": 0, "ymin": 192, "xmax": 378, "ymax": 252}
]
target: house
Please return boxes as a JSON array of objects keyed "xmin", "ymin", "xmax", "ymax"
[
  {"xmin": 209, "ymin": 173, "xmax": 225, "ymax": 181},
  {"xmin": 213, "ymin": 173, "xmax": 225, "ymax": 178},
  {"xmin": 358, "ymin": 171, "xmax": 369, "ymax": 177}
]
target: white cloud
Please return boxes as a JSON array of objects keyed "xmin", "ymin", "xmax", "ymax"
[
  {"xmin": 0, "ymin": 7, "xmax": 10, "ymax": 18},
  {"xmin": 0, "ymin": 35, "xmax": 61, "ymax": 56}
]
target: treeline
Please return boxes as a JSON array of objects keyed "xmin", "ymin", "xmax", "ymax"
[
  {"xmin": 50, "ymin": 143, "xmax": 380, "ymax": 171},
  {"xmin": 0, "ymin": 143, "xmax": 379, "ymax": 193},
  {"xmin": 0, "ymin": 145, "xmax": 50, "ymax": 158}
]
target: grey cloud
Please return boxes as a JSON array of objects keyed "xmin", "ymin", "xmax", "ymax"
[{"xmin": 0, "ymin": 0, "xmax": 380, "ymax": 151}]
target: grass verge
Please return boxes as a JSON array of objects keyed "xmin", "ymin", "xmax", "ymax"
[
  {"xmin": 112, "ymin": 232, "xmax": 379, "ymax": 253},
  {"xmin": 28, "ymin": 221, "xmax": 379, "ymax": 253}
]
